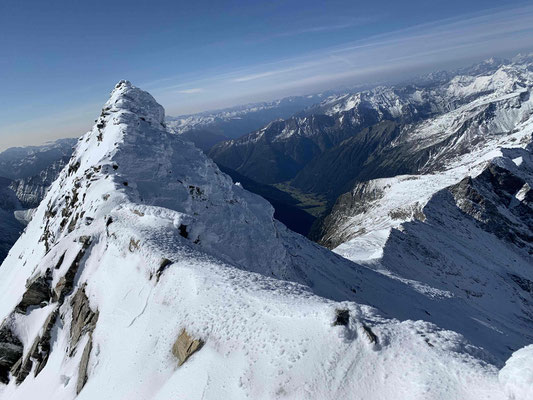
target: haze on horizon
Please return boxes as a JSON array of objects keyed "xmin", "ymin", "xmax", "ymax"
[{"xmin": 1, "ymin": 0, "xmax": 533, "ymax": 151}]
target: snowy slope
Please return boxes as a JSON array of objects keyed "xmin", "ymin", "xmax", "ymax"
[
  {"xmin": 0, "ymin": 81, "xmax": 515, "ymax": 399},
  {"xmin": 316, "ymin": 63, "xmax": 533, "ymax": 370}
]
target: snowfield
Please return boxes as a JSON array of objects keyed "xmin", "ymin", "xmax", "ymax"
[{"xmin": 0, "ymin": 80, "xmax": 529, "ymax": 399}]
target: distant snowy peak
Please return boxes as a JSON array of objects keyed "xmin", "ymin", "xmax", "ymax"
[
  {"xmin": 321, "ymin": 62, "xmax": 532, "ymax": 118},
  {"xmin": 319, "ymin": 61, "xmax": 533, "ymax": 253},
  {"xmin": 0, "ymin": 138, "xmax": 77, "ymax": 180},
  {"xmin": 166, "ymin": 94, "xmax": 324, "ymax": 136}
]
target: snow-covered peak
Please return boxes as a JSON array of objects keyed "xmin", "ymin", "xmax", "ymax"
[
  {"xmin": 445, "ymin": 64, "xmax": 532, "ymax": 98},
  {"xmin": 106, "ymin": 80, "xmax": 165, "ymax": 126}
]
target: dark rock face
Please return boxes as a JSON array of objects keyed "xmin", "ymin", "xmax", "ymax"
[
  {"xmin": 362, "ymin": 325, "xmax": 378, "ymax": 344},
  {"xmin": 0, "ymin": 236, "xmax": 97, "ymax": 386},
  {"xmin": 450, "ymin": 160, "xmax": 533, "ymax": 254},
  {"xmin": 0, "ymin": 324, "xmax": 23, "ymax": 384},
  {"xmin": 312, "ymin": 180, "xmax": 385, "ymax": 247},
  {"xmin": 15, "ymin": 270, "xmax": 53, "ymax": 313},
  {"xmin": 53, "ymin": 237, "xmax": 92, "ymax": 303},
  {"xmin": 333, "ymin": 309, "xmax": 350, "ymax": 326},
  {"xmin": 70, "ymin": 287, "xmax": 99, "ymax": 352},
  {"xmin": 69, "ymin": 287, "xmax": 99, "ymax": 394},
  {"xmin": 76, "ymin": 338, "xmax": 93, "ymax": 394}
]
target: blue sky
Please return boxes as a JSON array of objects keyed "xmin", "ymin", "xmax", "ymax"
[{"xmin": 1, "ymin": 0, "xmax": 533, "ymax": 150}]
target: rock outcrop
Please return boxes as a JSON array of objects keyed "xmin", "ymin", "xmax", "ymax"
[
  {"xmin": 0, "ymin": 325, "xmax": 23, "ymax": 384},
  {"xmin": 172, "ymin": 329, "xmax": 204, "ymax": 366}
]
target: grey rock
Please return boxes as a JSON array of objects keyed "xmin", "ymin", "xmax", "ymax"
[
  {"xmin": 76, "ymin": 336, "xmax": 93, "ymax": 394},
  {"xmin": 0, "ymin": 324, "xmax": 23, "ymax": 384},
  {"xmin": 70, "ymin": 287, "xmax": 99, "ymax": 352},
  {"xmin": 15, "ymin": 270, "xmax": 52, "ymax": 314}
]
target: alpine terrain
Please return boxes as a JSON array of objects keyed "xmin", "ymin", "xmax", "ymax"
[
  {"xmin": 209, "ymin": 56, "xmax": 533, "ymax": 237},
  {"xmin": 0, "ymin": 139, "xmax": 77, "ymax": 263},
  {"xmin": 166, "ymin": 94, "xmax": 325, "ymax": 152},
  {"xmin": 1, "ymin": 81, "xmax": 530, "ymax": 399}
]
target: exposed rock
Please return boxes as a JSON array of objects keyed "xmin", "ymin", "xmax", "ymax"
[
  {"xmin": 509, "ymin": 273, "xmax": 533, "ymax": 293},
  {"xmin": 14, "ymin": 308, "xmax": 58, "ymax": 383},
  {"xmin": 70, "ymin": 287, "xmax": 99, "ymax": 352},
  {"xmin": 313, "ymin": 180, "xmax": 385, "ymax": 247},
  {"xmin": 362, "ymin": 325, "xmax": 378, "ymax": 344},
  {"xmin": 68, "ymin": 287, "xmax": 98, "ymax": 394},
  {"xmin": 178, "ymin": 224, "xmax": 188, "ymax": 238},
  {"xmin": 76, "ymin": 337, "xmax": 93, "ymax": 394},
  {"xmin": 0, "ymin": 324, "xmax": 23, "ymax": 384},
  {"xmin": 15, "ymin": 269, "xmax": 52, "ymax": 313},
  {"xmin": 52, "ymin": 236, "xmax": 91, "ymax": 303},
  {"xmin": 128, "ymin": 237, "xmax": 140, "ymax": 252},
  {"xmin": 450, "ymin": 164, "xmax": 533, "ymax": 252},
  {"xmin": 172, "ymin": 329, "xmax": 204, "ymax": 366},
  {"xmin": 155, "ymin": 258, "xmax": 173, "ymax": 282},
  {"xmin": 333, "ymin": 309, "xmax": 350, "ymax": 326}
]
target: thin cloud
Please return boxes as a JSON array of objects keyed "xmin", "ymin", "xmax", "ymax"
[
  {"xmin": 272, "ymin": 17, "xmax": 375, "ymax": 38},
  {"xmin": 228, "ymin": 4, "xmax": 533, "ymax": 87},
  {"xmin": 176, "ymin": 88, "xmax": 204, "ymax": 94},
  {"xmin": 232, "ymin": 65, "xmax": 310, "ymax": 82},
  {"xmin": 152, "ymin": 4, "xmax": 533, "ymax": 115}
]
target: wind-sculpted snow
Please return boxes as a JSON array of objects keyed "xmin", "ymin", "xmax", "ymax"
[
  {"xmin": 499, "ymin": 345, "xmax": 533, "ymax": 399},
  {"xmin": 0, "ymin": 80, "xmax": 515, "ymax": 399}
]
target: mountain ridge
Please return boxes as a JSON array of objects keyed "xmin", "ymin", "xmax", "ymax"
[{"xmin": 0, "ymin": 80, "xmax": 521, "ymax": 399}]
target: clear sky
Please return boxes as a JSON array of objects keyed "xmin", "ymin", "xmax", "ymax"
[{"xmin": 1, "ymin": 0, "xmax": 533, "ymax": 150}]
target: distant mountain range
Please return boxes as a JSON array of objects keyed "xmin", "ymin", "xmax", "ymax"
[
  {"xmin": 0, "ymin": 138, "xmax": 77, "ymax": 262},
  {"xmin": 208, "ymin": 54, "xmax": 533, "ymax": 233},
  {"xmin": 166, "ymin": 94, "xmax": 328, "ymax": 151}
]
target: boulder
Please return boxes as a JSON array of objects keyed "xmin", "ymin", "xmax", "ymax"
[{"xmin": 172, "ymin": 329, "xmax": 204, "ymax": 366}]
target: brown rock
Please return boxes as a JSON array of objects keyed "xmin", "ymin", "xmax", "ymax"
[{"xmin": 172, "ymin": 329, "xmax": 204, "ymax": 366}]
